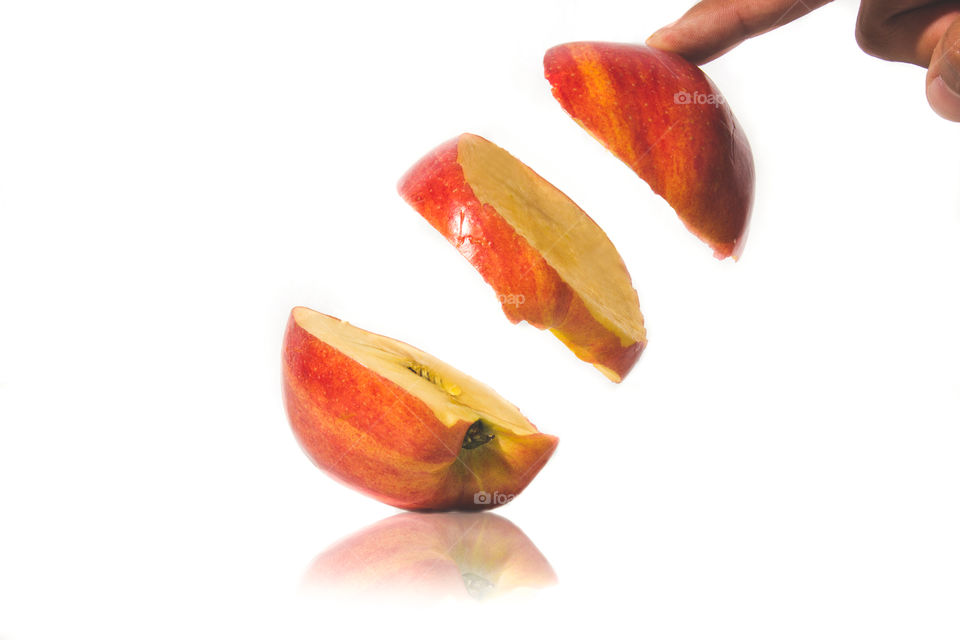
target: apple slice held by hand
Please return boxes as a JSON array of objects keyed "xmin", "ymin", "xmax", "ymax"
[
  {"xmin": 398, "ymin": 133, "xmax": 646, "ymax": 383},
  {"xmin": 282, "ymin": 306, "xmax": 558, "ymax": 511},
  {"xmin": 544, "ymin": 42, "xmax": 755, "ymax": 260}
]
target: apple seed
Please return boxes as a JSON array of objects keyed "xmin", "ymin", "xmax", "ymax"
[{"xmin": 405, "ymin": 362, "xmax": 462, "ymax": 396}]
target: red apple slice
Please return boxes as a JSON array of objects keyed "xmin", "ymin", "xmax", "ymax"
[
  {"xmin": 282, "ymin": 306, "xmax": 558, "ymax": 511},
  {"xmin": 398, "ymin": 133, "xmax": 646, "ymax": 383},
  {"xmin": 544, "ymin": 42, "xmax": 755, "ymax": 260}
]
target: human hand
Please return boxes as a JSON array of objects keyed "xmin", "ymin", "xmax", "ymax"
[{"xmin": 646, "ymin": 0, "xmax": 960, "ymax": 121}]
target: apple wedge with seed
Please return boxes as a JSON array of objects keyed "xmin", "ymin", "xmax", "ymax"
[
  {"xmin": 282, "ymin": 306, "xmax": 558, "ymax": 511},
  {"xmin": 544, "ymin": 42, "xmax": 755, "ymax": 260},
  {"xmin": 398, "ymin": 133, "xmax": 646, "ymax": 383}
]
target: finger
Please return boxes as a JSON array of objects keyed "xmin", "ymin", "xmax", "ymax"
[
  {"xmin": 856, "ymin": 0, "xmax": 960, "ymax": 65},
  {"xmin": 647, "ymin": 0, "xmax": 834, "ymax": 64},
  {"xmin": 926, "ymin": 14, "xmax": 960, "ymax": 120}
]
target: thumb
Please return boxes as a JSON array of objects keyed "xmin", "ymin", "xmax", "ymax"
[{"xmin": 926, "ymin": 15, "xmax": 960, "ymax": 121}]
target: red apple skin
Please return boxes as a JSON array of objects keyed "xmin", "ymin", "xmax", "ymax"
[
  {"xmin": 544, "ymin": 42, "xmax": 755, "ymax": 260},
  {"xmin": 282, "ymin": 312, "xmax": 558, "ymax": 512},
  {"xmin": 398, "ymin": 135, "xmax": 644, "ymax": 382},
  {"xmin": 301, "ymin": 512, "xmax": 557, "ymax": 600}
]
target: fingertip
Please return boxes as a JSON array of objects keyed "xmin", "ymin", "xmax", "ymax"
[
  {"xmin": 645, "ymin": 26, "xmax": 718, "ymax": 65},
  {"xmin": 646, "ymin": 20, "xmax": 680, "ymax": 49},
  {"xmin": 926, "ymin": 75, "xmax": 960, "ymax": 121},
  {"xmin": 645, "ymin": 32, "xmax": 665, "ymax": 48},
  {"xmin": 644, "ymin": 7, "xmax": 743, "ymax": 64}
]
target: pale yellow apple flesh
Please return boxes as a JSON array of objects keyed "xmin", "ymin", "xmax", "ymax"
[
  {"xmin": 294, "ymin": 307, "xmax": 536, "ymax": 439},
  {"xmin": 457, "ymin": 135, "xmax": 646, "ymax": 373}
]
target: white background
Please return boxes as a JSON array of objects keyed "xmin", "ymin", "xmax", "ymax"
[{"xmin": 2, "ymin": 0, "xmax": 959, "ymax": 637}]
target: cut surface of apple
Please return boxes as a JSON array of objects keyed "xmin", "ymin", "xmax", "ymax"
[
  {"xmin": 399, "ymin": 133, "xmax": 646, "ymax": 382},
  {"xmin": 283, "ymin": 306, "xmax": 558, "ymax": 511},
  {"xmin": 544, "ymin": 42, "xmax": 755, "ymax": 260}
]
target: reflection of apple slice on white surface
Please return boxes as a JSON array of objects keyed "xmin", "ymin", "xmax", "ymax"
[
  {"xmin": 282, "ymin": 306, "xmax": 558, "ymax": 511},
  {"xmin": 301, "ymin": 512, "xmax": 557, "ymax": 600},
  {"xmin": 399, "ymin": 133, "xmax": 646, "ymax": 382}
]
